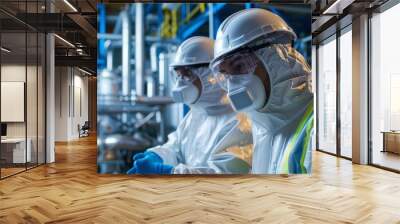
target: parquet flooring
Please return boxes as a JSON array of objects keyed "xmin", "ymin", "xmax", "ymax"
[
  {"xmin": 1, "ymin": 135, "xmax": 400, "ymax": 223},
  {"xmin": 1, "ymin": 167, "xmax": 26, "ymax": 178}
]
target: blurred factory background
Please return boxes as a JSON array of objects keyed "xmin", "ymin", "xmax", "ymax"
[{"xmin": 97, "ymin": 3, "xmax": 312, "ymax": 174}]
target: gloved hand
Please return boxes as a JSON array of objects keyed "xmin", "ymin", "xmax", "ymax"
[
  {"xmin": 133, "ymin": 151, "xmax": 163, "ymax": 164},
  {"xmin": 126, "ymin": 151, "xmax": 173, "ymax": 174}
]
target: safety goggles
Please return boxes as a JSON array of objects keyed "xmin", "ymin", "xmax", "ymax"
[
  {"xmin": 211, "ymin": 52, "xmax": 257, "ymax": 90},
  {"xmin": 210, "ymin": 42, "xmax": 271, "ymax": 90},
  {"xmin": 170, "ymin": 63, "xmax": 208, "ymax": 83}
]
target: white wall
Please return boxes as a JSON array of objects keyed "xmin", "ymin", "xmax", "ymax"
[
  {"xmin": 1, "ymin": 65, "xmax": 25, "ymax": 122},
  {"xmin": 1, "ymin": 65, "xmax": 38, "ymax": 138},
  {"xmin": 73, "ymin": 73, "xmax": 89, "ymax": 137},
  {"xmin": 54, "ymin": 67, "xmax": 89, "ymax": 141},
  {"xmin": 1, "ymin": 64, "xmax": 46, "ymax": 163},
  {"xmin": 1, "ymin": 65, "xmax": 26, "ymax": 139},
  {"xmin": 55, "ymin": 67, "xmax": 69, "ymax": 141}
]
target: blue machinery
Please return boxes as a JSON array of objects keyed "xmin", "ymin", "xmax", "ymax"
[
  {"xmin": 98, "ymin": 3, "xmax": 311, "ymax": 70},
  {"xmin": 96, "ymin": 3, "xmax": 311, "ymax": 173},
  {"xmin": 98, "ymin": 3, "xmax": 311, "ymax": 69}
]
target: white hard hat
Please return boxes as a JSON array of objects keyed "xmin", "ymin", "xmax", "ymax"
[
  {"xmin": 213, "ymin": 8, "xmax": 296, "ymax": 61},
  {"xmin": 170, "ymin": 36, "xmax": 214, "ymax": 68}
]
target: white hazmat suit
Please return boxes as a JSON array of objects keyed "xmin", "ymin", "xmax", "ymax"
[
  {"xmin": 148, "ymin": 36, "xmax": 253, "ymax": 174},
  {"xmin": 248, "ymin": 45, "xmax": 313, "ymax": 174},
  {"xmin": 211, "ymin": 9, "xmax": 314, "ymax": 174}
]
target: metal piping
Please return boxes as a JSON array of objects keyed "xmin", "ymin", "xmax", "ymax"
[
  {"xmin": 105, "ymin": 40, "xmax": 113, "ymax": 71},
  {"xmin": 106, "ymin": 49, "xmax": 113, "ymax": 71},
  {"xmin": 121, "ymin": 9, "xmax": 131, "ymax": 97},
  {"xmin": 113, "ymin": 13, "xmax": 122, "ymax": 34},
  {"xmin": 97, "ymin": 33, "xmax": 179, "ymax": 44},
  {"xmin": 158, "ymin": 53, "xmax": 168, "ymax": 96},
  {"xmin": 150, "ymin": 43, "xmax": 177, "ymax": 96},
  {"xmin": 135, "ymin": 3, "xmax": 145, "ymax": 96},
  {"xmin": 150, "ymin": 43, "xmax": 176, "ymax": 73},
  {"xmin": 150, "ymin": 43, "xmax": 162, "ymax": 73}
]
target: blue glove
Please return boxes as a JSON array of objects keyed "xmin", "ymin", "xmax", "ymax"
[
  {"xmin": 133, "ymin": 151, "xmax": 163, "ymax": 164},
  {"xmin": 133, "ymin": 159, "xmax": 173, "ymax": 174},
  {"xmin": 127, "ymin": 151, "xmax": 173, "ymax": 174}
]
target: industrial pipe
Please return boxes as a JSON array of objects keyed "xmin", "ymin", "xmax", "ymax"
[
  {"xmin": 150, "ymin": 43, "xmax": 177, "ymax": 73},
  {"xmin": 105, "ymin": 40, "xmax": 113, "ymax": 71},
  {"xmin": 158, "ymin": 53, "xmax": 168, "ymax": 96},
  {"xmin": 97, "ymin": 33, "xmax": 179, "ymax": 44},
  {"xmin": 150, "ymin": 43, "xmax": 163, "ymax": 73},
  {"xmin": 121, "ymin": 9, "xmax": 131, "ymax": 97},
  {"xmin": 135, "ymin": 3, "xmax": 145, "ymax": 96}
]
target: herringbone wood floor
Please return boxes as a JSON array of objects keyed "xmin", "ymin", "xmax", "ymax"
[{"xmin": 1, "ymin": 135, "xmax": 400, "ymax": 224}]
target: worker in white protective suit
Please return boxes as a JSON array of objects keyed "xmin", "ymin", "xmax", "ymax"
[
  {"xmin": 210, "ymin": 8, "xmax": 314, "ymax": 174},
  {"xmin": 127, "ymin": 36, "xmax": 252, "ymax": 175}
]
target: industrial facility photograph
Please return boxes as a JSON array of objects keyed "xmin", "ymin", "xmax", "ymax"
[
  {"xmin": 0, "ymin": 0, "xmax": 400, "ymax": 223},
  {"xmin": 97, "ymin": 3, "xmax": 313, "ymax": 175}
]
